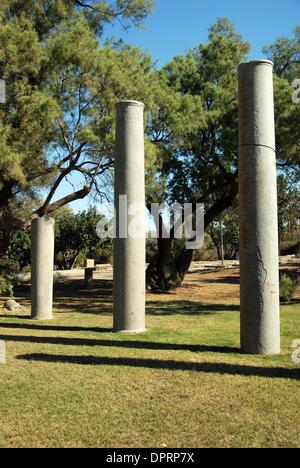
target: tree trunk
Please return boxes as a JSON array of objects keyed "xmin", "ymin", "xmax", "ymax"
[
  {"xmin": 146, "ymin": 182, "xmax": 238, "ymax": 291},
  {"xmin": 0, "ymin": 230, "xmax": 11, "ymax": 256},
  {"xmin": 71, "ymin": 252, "xmax": 79, "ymax": 270},
  {"xmin": 146, "ymin": 237, "xmax": 181, "ymax": 291}
]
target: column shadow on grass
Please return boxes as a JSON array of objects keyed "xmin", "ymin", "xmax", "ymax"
[
  {"xmin": 0, "ymin": 323, "xmax": 112, "ymax": 333},
  {"xmin": 16, "ymin": 354, "xmax": 300, "ymax": 380},
  {"xmin": 0, "ymin": 333, "xmax": 239, "ymax": 354},
  {"xmin": 0, "ymin": 315, "xmax": 32, "ymax": 320}
]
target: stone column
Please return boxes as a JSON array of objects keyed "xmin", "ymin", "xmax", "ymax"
[
  {"xmin": 113, "ymin": 100, "xmax": 146, "ymax": 333},
  {"xmin": 238, "ymin": 60, "xmax": 280, "ymax": 355},
  {"xmin": 31, "ymin": 216, "xmax": 55, "ymax": 320}
]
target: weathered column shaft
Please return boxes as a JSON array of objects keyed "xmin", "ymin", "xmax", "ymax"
[
  {"xmin": 113, "ymin": 101, "xmax": 146, "ymax": 333},
  {"xmin": 31, "ymin": 216, "xmax": 55, "ymax": 320},
  {"xmin": 238, "ymin": 60, "xmax": 280, "ymax": 354}
]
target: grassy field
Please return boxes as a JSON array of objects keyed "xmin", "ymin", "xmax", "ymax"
[{"xmin": 0, "ymin": 297, "xmax": 299, "ymax": 448}]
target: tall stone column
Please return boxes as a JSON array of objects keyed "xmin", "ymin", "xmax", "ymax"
[
  {"xmin": 31, "ymin": 216, "xmax": 55, "ymax": 320},
  {"xmin": 113, "ymin": 101, "xmax": 146, "ymax": 333},
  {"xmin": 238, "ymin": 60, "xmax": 280, "ymax": 354}
]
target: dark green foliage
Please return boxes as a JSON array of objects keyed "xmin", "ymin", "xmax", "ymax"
[
  {"xmin": 280, "ymin": 274, "xmax": 298, "ymax": 303},
  {"xmin": 54, "ymin": 207, "xmax": 112, "ymax": 269},
  {"xmin": 0, "ymin": 0, "xmax": 157, "ymax": 254},
  {"xmin": 146, "ymin": 18, "xmax": 250, "ymax": 290},
  {"xmin": 9, "ymin": 229, "xmax": 31, "ymax": 270},
  {"xmin": 0, "ymin": 255, "xmax": 19, "ymax": 296}
]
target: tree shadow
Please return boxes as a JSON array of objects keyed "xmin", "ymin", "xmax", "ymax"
[
  {"xmin": 0, "ymin": 333, "xmax": 239, "ymax": 354},
  {"xmin": 185, "ymin": 268, "xmax": 229, "ymax": 276},
  {"xmin": 146, "ymin": 301, "xmax": 240, "ymax": 316},
  {"xmin": 14, "ymin": 279, "xmax": 113, "ymax": 300},
  {"xmin": 16, "ymin": 354, "xmax": 300, "ymax": 380},
  {"xmin": 53, "ymin": 301, "xmax": 113, "ymax": 315},
  {"xmin": 191, "ymin": 276, "xmax": 240, "ymax": 285},
  {"xmin": 54, "ymin": 279, "xmax": 113, "ymax": 299},
  {"xmin": 11, "ymin": 279, "xmax": 114, "ymax": 315},
  {"xmin": 11, "ymin": 276, "xmax": 244, "ymax": 317}
]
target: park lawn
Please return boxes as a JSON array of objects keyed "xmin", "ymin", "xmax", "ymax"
[{"xmin": 0, "ymin": 302, "xmax": 299, "ymax": 448}]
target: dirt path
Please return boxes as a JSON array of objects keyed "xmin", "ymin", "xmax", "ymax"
[{"xmin": 147, "ymin": 268, "xmax": 241, "ymax": 305}]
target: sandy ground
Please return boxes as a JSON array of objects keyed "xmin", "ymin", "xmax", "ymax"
[
  {"xmin": 147, "ymin": 268, "xmax": 241, "ymax": 305},
  {"xmin": 147, "ymin": 265, "xmax": 300, "ymax": 304}
]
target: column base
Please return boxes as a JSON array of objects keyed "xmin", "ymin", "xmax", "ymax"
[
  {"xmin": 241, "ymin": 345, "xmax": 281, "ymax": 356},
  {"xmin": 113, "ymin": 328, "xmax": 147, "ymax": 335},
  {"xmin": 31, "ymin": 315, "xmax": 53, "ymax": 321}
]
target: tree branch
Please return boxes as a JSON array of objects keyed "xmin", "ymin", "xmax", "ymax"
[
  {"xmin": 36, "ymin": 143, "xmax": 87, "ymax": 216},
  {"xmin": 32, "ymin": 185, "xmax": 91, "ymax": 221}
]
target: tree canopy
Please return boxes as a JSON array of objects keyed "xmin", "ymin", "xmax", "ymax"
[
  {"xmin": 146, "ymin": 18, "xmax": 300, "ymax": 290},
  {"xmin": 0, "ymin": 0, "xmax": 157, "ymax": 253},
  {"xmin": 146, "ymin": 18, "xmax": 251, "ymax": 290},
  {"xmin": 0, "ymin": 8, "xmax": 299, "ymax": 291},
  {"xmin": 264, "ymin": 25, "xmax": 300, "ymax": 178}
]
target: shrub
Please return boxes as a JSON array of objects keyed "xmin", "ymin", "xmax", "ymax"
[
  {"xmin": 193, "ymin": 249, "xmax": 218, "ymax": 261},
  {"xmin": 0, "ymin": 276, "xmax": 13, "ymax": 296},
  {"xmin": 280, "ymin": 274, "xmax": 298, "ymax": 303},
  {"xmin": 0, "ymin": 257, "xmax": 19, "ymax": 297}
]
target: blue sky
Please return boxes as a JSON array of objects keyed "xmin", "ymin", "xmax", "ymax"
[
  {"xmin": 53, "ymin": 0, "xmax": 300, "ymax": 212},
  {"xmin": 105, "ymin": 0, "xmax": 300, "ymax": 66}
]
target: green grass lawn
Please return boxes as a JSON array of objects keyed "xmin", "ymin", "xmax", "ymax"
[{"xmin": 0, "ymin": 302, "xmax": 299, "ymax": 448}]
